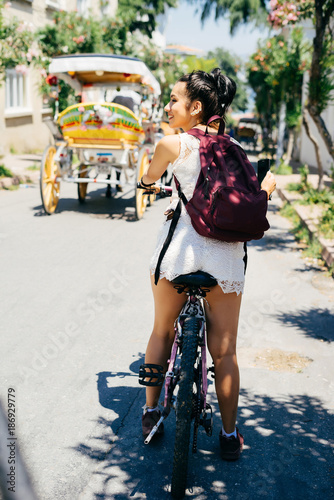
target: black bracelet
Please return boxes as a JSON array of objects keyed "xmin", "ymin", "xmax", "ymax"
[{"xmin": 140, "ymin": 176, "xmax": 155, "ymax": 188}]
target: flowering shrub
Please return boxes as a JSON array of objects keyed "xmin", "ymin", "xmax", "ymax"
[
  {"xmin": 37, "ymin": 11, "xmax": 104, "ymax": 58},
  {"xmin": 268, "ymin": 0, "xmax": 314, "ymax": 28},
  {"xmin": 0, "ymin": 0, "xmax": 38, "ymax": 81},
  {"xmin": 248, "ymin": 29, "xmax": 310, "ymax": 136}
]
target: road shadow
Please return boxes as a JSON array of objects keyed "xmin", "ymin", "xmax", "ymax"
[
  {"xmin": 32, "ymin": 185, "xmax": 151, "ymax": 222},
  {"xmin": 247, "ymin": 198, "xmax": 298, "ymax": 253},
  {"xmin": 275, "ymin": 307, "xmax": 334, "ymax": 343},
  {"xmin": 248, "ymin": 224, "xmax": 297, "ymax": 253},
  {"xmin": 71, "ymin": 358, "xmax": 334, "ymax": 499}
]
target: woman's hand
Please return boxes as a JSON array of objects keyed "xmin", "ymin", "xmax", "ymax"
[{"xmin": 261, "ymin": 171, "xmax": 276, "ymax": 200}]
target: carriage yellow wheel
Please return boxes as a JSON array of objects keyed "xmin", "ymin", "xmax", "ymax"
[
  {"xmin": 40, "ymin": 145, "xmax": 60, "ymax": 215},
  {"xmin": 148, "ymin": 187, "xmax": 156, "ymax": 207},
  {"xmin": 78, "ymin": 164, "xmax": 88, "ymax": 203},
  {"xmin": 135, "ymin": 149, "xmax": 149, "ymax": 220}
]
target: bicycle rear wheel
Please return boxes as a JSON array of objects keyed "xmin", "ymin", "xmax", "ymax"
[{"xmin": 171, "ymin": 316, "xmax": 199, "ymax": 499}]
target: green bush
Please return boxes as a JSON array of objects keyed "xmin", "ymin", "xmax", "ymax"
[
  {"xmin": 286, "ymin": 182, "xmax": 304, "ymax": 192},
  {"xmin": 279, "ymin": 202, "xmax": 323, "ymax": 261},
  {"xmin": 298, "ymin": 163, "xmax": 309, "ymax": 187},
  {"xmin": 302, "ymin": 187, "xmax": 334, "ymax": 205},
  {"xmin": 319, "ymin": 206, "xmax": 334, "ymax": 239},
  {"xmin": 272, "ymin": 161, "xmax": 293, "ymax": 175},
  {"xmin": 0, "ymin": 164, "xmax": 13, "ymax": 178}
]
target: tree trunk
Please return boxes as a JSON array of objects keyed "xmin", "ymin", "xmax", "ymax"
[
  {"xmin": 285, "ymin": 129, "xmax": 294, "ymax": 165},
  {"xmin": 276, "ymin": 100, "xmax": 286, "ymax": 168},
  {"xmin": 307, "ymin": 103, "xmax": 334, "ymax": 160},
  {"xmin": 306, "ymin": 0, "xmax": 334, "ymax": 162},
  {"xmin": 302, "ymin": 107, "xmax": 324, "ymax": 190}
]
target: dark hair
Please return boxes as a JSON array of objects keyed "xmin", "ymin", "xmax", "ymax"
[{"xmin": 178, "ymin": 68, "xmax": 237, "ymax": 124}]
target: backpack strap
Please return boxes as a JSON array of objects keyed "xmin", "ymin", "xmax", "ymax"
[
  {"xmin": 154, "ymin": 175, "xmax": 188, "ymax": 285},
  {"xmin": 173, "ymin": 174, "xmax": 188, "ymax": 206},
  {"xmin": 206, "ymin": 115, "xmax": 225, "ymax": 135},
  {"xmin": 154, "ymin": 199, "xmax": 182, "ymax": 285}
]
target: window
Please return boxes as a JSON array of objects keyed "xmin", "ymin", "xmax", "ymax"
[
  {"xmin": 77, "ymin": 0, "xmax": 91, "ymax": 16},
  {"xmin": 46, "ymin": 0, "xmax": 60, "ymax": 11},
  {"xmin": 5, "ymin": 69, "xmax": 31, "ymax": 114}
]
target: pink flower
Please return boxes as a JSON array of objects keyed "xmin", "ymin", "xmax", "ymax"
[
  {"xmin": 270, "ymin": 0, "xmax": 278, "ymax": 7},
  {"xmin": 78, "ymin": 106, "xmax": 85, "ymax": 112},
  {"xmin": 15, "ymin": 64, "xmax": 28, "ymax": 75},
  {"xmin": 77, "ymin": 35, "xmax": 85, "ymax": 44},
  {"xmin": 26, "ymin": 48, "xmax": 38, "ymax": 62},
  {"xmin": 40, "ymin": 68, "xmax": 47, "ymax": 78},
  {"xmin": 251, "ymin": 67, "xmax": 259, "ymax": 72},
  {"xmin": 81, "ymin": 125, "xmax": 87, "ymax": 131},
  {"xmin": 287, "ymin": 13, "xmax": 298, "ymax": 20},
  {"xmin": 17, "ymin": 23, "xmax": 25, "ymax": 33}
]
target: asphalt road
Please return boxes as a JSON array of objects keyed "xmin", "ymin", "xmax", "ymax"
[{"xmin": 0, "ymin": 178, "xmax": 333, "ymax": 500}]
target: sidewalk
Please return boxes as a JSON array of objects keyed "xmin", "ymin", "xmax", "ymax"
[
  {"xmin": 0, "ymin": 153, "xmax": 42, "ymax": 189},
  {"xmin": 276, "ymin": 172, "xmax": 334, "ymax": 271}
]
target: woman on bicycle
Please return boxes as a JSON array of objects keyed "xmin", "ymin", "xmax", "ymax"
[{"xmin": 139, "ymin": 68, "xmax": 276, "ymax": 460}]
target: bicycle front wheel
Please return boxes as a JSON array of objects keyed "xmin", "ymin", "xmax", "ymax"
[{"xmin": 171, "ymin": 316, "xmax": 199, "ymax": 499}]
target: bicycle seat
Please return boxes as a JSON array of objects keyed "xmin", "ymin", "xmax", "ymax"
[{"xmin": 172, "ymin": 271, "xmax": 217, "ymax": 288}]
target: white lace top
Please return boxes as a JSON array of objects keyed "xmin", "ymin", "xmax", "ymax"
[{"xmin": 149, "ymin": 133, "xmax": 245, "ymax": 295}]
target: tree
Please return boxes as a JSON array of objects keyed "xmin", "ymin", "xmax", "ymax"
[
  {"xmin": 248, "ymin": 29, "xmax": 310, "ymax": 161},
  {"xmin": 117, "ymin": 0, "xmax": 177, "ymax": 36},
  {"xmin": 188, "ymin": 0, "xmax": 334, "ymax": 185},
  {"xmin": 268, "ymin": 0, "xmax": 334, "ymax": 187},
  {"xmin": 187, "ymin": 0, "xmax": 268, "ymax": 33}
]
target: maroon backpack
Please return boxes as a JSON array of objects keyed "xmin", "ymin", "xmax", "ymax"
[{"xmin": 154, "ymin": 115, "xmax": 269, "ymax": 285}]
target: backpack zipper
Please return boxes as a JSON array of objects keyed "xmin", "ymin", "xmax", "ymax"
[
  {"xmin": 204, "ymin": 166, "xmax": 211, "ymax": 199},
  {"xmin": 210, "ymin": 190, "xmax": 217, "ymax": 214}
]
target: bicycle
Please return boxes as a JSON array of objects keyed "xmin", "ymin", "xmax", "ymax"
[
  {"xmin": 137, "ymin": 182, "xmax": 216, "ymax": 499},
  {"xmin": 139, "ymin": 268, "xmax": 216, "ymax": 498}
]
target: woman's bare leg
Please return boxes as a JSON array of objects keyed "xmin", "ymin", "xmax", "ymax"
[
  {"xmin": 145, "ymin": 275, "xmax": 187, "ymax": 408},
  {"xmin": 205, "ymin": 287, "xmax": 242, "ymax": 433}
]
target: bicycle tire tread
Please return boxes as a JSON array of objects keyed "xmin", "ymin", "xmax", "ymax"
[{"xmin": 171, "ymin": 316, "xmax": 199, "ymax": 499}]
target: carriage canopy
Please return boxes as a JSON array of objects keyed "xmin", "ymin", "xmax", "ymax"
[{"xmin": 48, "ymin": 54, "xmax": 161, "ymax": 97}]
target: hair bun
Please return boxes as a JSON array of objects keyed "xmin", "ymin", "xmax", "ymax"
[{"xmin": 210, "ymin": 68, "xmax": 237, "ymax": 109}]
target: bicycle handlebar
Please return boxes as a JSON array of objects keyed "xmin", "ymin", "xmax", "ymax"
[{"xmin": 137, "ymin": 182, "xmax": 173, "ymax": 198}]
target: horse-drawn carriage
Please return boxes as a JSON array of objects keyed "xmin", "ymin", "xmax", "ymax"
[
  {"xmin": 40, "ymin": 54, "xmax": 161, "ymax": 219},
  {"xmin": 235, "ymin": 117, "xmax": 260, "ymax": 150}
]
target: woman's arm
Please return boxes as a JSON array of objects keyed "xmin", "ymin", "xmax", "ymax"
[{"xmin": 141, "ymin": 135, "xmax": 180, "ymax": 186}]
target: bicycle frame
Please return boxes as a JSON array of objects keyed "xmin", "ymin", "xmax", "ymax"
[{"xmin": 144, "ymin": 287, "xmax": 212, "ymax": 447}]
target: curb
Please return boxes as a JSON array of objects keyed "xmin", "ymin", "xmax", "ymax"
[
  {"xmin": 277, "ymin": 186, "xmax": 334, "ymax": 271},
  {"xmin": 0, "ymin": 175, "xmax": 38, "ymax": 189}
]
